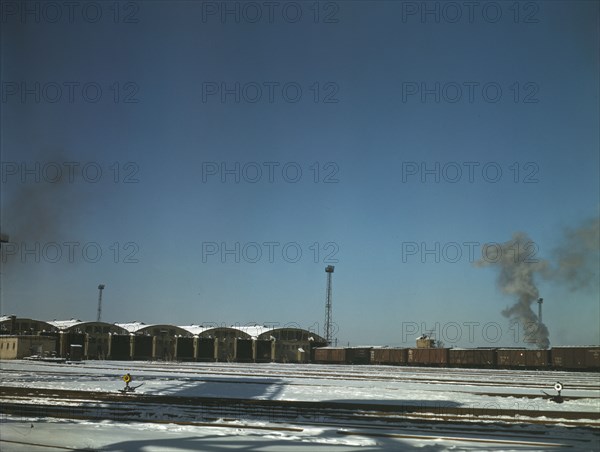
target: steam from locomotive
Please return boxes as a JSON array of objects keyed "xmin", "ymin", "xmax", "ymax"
[
  {"xmin": 476, "ymin": 232, "xmax": 550, "ymax": 349},
  {"xmin": 477, "ymin": 218, "xmax": 600, "ymax": 349}
]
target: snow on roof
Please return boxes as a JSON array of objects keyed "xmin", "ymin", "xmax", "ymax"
[
  {"xmin": 178, "ymin": 325, "xmax": 216, "ymax": 335},
  {"xmin": 115, "ymin": 322, "xmax": 197, "ymax": 336},
  {"xmin": 236, "ymin": 325, "xmax": 270, "ymax": 339},
  {"xmin": 0, "ymin": 315, "xmax": 53, "ymax": 324},
  {"xmin": 176, "ymin": 325, "xmax": 261, "ymax": 337},
  {"xmin": 1, "ymin": 317, "xmax": 324, "ymax": 340},
  {"xmin": 174, "ymin": 324, "xmax": 267, "ymax": 337},
  {"xmin": 115, "ymin": 322, "xmax": 147, "ymax": 333},
  {"xmin": 0, "ymin": 315, "xmax": 14, "ymax": 322},
  {"xmin": 48, "ymin": 319, "xmax": 84, "ymax": 329},
  {"xmin": 176, "ymin": 324, "xmax": 325, "ymax": 341},
  {"xmin": 46, "ymin": 320, "xmax": 130, "ymax": 333}
]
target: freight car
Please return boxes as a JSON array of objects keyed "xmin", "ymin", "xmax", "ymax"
[
  {"xmin": 496, "ymin": 348, "xmax": 550, "ymax": 369},
  {"xmin": 449, "ymin": 348, "xmax": 497, "ymax": 368},
  {"xmin": 314, "ymin": 347, "xmax": 346, "ymax": 364},
  {"xmin": 314, "ymin": 347, "xmax": 372, "ymax": 364},
  {"xmin": 370, "ymin": 347, "xmax": 408, "ymax": 365},
  {"xmin": 346, "ymin": 347, "xmax": 372, "ymax": 364},
  {"xmin": 551, "ymin": 346, "xmax": 600, "ymax": 371},
  {"xmin": 407, "ymin": 348, "xmax": 450, "ymax": 366}
]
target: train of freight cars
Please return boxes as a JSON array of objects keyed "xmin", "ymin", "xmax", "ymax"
[
  {"xmin": 2, "ymin": 332, "xmax": 598, "ymax": 370},
  {"xmin": 313, "ymin": 346, "xmax": 600, "ymax": 371}
]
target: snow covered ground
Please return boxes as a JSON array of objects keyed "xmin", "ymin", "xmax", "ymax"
[
  {"xmin": 4, "ymin": 415, "xmax": 598, "ymax": 452},
  {"xmin": 2, "ymin": 360, "xmax": 598, "ymax": 413},
  {"xmin": 1, "ymin": 360, "xmax": 599, "ymax": 451}
]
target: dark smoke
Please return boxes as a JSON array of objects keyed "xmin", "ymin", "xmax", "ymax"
[
  {"xmin": 552, "ymin": 217, "xmax": 600, "ymax": 291},
  {"xmin": 0, "ymin": 153, "xmax": 83, "ymax": 262},
  {"xmin": 476, "ymin": 217, "xmax": 600, "ymax": 349},
  {"xmin": 476, "ymin": 232, "xmax": 550, "ymax": 349},
  {"xmin": 3, "ymin": 183, "xmax": 69, "ymax": 242}
]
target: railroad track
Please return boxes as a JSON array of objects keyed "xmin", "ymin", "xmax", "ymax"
[
  {"xmin": 1, "ymin": 390, "xmax": 599, "ymax": 451},
  {"xmin": 98, "ymin": 361, "xmax": 600, "ymax": 384},
  {"xmin": 3, "ymin": 363, "xmax": 599, "ymax": 392},
  {"xmin": 1, "ymin": 386, "xmax": 599, "ymax": 425},
  {"xmin": 2, "ymin": 384, "xmax": 599, "ymax": 451},
  {"xmin": 1, "ymin": 418, "xmax": 595, "ymax": 451},
  {"xmin": 2, "ymin": 363, "xmax": 598, "ymax": 450}
]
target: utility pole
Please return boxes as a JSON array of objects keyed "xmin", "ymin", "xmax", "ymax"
[{"xmin": 324, "ymin": 266, "xmax": 334, "ymax": 345}]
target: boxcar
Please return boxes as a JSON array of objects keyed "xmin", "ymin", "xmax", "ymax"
[
  {"xmin": 407, "ymin": 348, "xmax": 449, "ymax": 366},
  {"xmin": 314, "ymin": 347, "xmax": 347, "ymax": 364},
  {"xmin": 586, "ymin": 347, "xmax": 600, "ymax": 370},
  {"xmin": 449, "ymin": 348, "xmax": 496, "ymax": 368},
  {"xmin": 497, "ymin": 349, "xmax": 550, "ymax": 369},
  {"xmin": 345, "ymin": 347, "xmax": 372, "ymax": 364},
  {"xmin": 552, "ymin": 346, "xmax": 600, "ymax": 370},
  {"xmin": 371, "ymin": 348, "xmax": 408, "ymax": 365},
  {"xmin": 328, "ymin": 347, "xmax": 347, "ymax": 363}
]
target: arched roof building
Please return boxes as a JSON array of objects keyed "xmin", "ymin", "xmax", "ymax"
[
  {"xmin": 48, "ymin": 319, "xmax": 129, "ymax": 335},
  {"xmin": 1, "ymin": 316, "xmax": 326, "ymax": 344},
  {"xmin": 257, "ymin": 327, "xmax": 325, "ymax": 343},
  {"xmin": 178, "ymin": 325, "xmax": 253, "ymax": 339},
  {"xmin": 116, "ymin": 322, "xmax": 193, "ymax": 337},
  {"xmin": 0, "ymin": 316, "xmax": 57, "ymax": 335},
  {"xmin": 177, "ymin": 324, "xmax": 326, "ymax": 343}
]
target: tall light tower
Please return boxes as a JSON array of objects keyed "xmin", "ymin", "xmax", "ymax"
[
  {"xmin": 537, "ymin": 297, "xmax": 543, "ymax": 323},
  {"xmin": 324, "ymin": 265, "xmax": 334, "ymax": 345},
  {"xmin": 96, "ymin": 284, "xmax": 105, "ymax": 322}
]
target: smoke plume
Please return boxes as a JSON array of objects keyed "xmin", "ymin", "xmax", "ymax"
[
  {"xmin": 476, "ymin": 232, "xmax": 550, "ymax": 349},
  {"xmin": 0, "ymin": 153, "xmax": 83, "ymax": 262},
  {"xmin": 476, "ymin": 218, "xmax": 600, "ymax": 349},
  {"xmin": 552, "ymin": 217, "xmax": 600, "ymax": 291}
]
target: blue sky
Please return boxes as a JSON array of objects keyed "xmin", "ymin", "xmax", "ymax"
[{"xmin": 1, "ymin": 1, "xmax": 598, "ymax": 347}]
